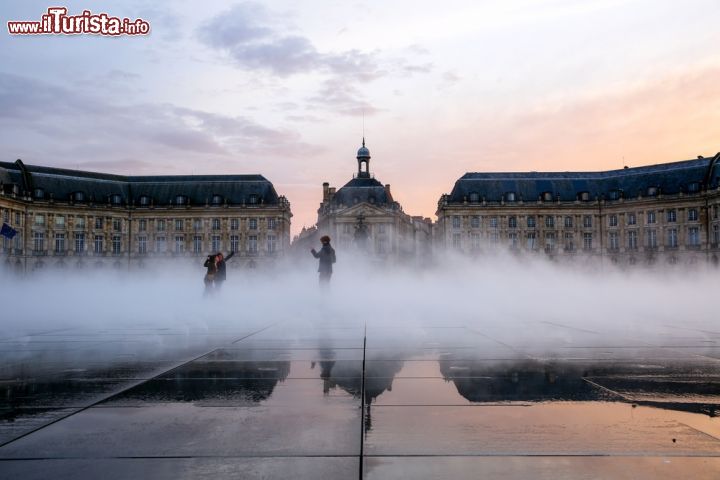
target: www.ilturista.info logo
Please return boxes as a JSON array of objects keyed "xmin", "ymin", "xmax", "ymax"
[{"xmin": 7, "ymin": 7, "xmax": 150, "ymax": 36}]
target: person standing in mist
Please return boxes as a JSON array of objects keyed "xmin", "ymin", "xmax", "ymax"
[
  {"xmin": 214, "ymin": 251, "xmax": 235, "ymax": 290},
  {"xmin": 203, "ymin": 254, "xmax": 218, "ymax": 296},
  {"xmin": 311, "ymin": 235, "xmax": 336, "ymax": 285}
]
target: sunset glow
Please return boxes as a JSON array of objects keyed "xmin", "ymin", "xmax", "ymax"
[{"xmin": 2, "ymin": 0, "xmax": 719, "ymax": 233}]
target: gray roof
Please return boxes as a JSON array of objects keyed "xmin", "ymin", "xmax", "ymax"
[
  {"xmin": 448, "ymin": 157, "xmax": 719, "ymax": 203},
  {"xmin": 331, "ymin": 177, "xmax": 392, "ymax": 206},
  {"xmin": 0, "ymin": 161, "xmax": 281, "ymax": 206}
]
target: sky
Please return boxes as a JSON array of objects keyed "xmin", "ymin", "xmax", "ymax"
[{"xmin": 2, "ymin": 0, "xmax": 720, "ymax": 235}]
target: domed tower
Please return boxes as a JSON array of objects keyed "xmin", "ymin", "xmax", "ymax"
[{"xmin": 356, "ymin": 138, "xmax": 371, "ymax": 179}]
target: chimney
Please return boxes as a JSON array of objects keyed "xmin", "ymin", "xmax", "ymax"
[
  {"xmin": 322, "ymin": 182, "xmax": 329, "ymax": 201},
  {"xmin": 385, "ymin": 184, "xmax": 393, "ymax": 201}
]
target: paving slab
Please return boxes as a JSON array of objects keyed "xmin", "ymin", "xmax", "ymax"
[
  {"xmin": 364, "ymin": 402, "xmax": 720, "ymax": 456},
  {"xmin": 364, "ymin": 456, "xmax": 720, "ymax": 480},
  {"xmin": 0, "ymin": 401, "xmax": 361, "ymax": 458},
  {"xmin": 0, "ymin": 457, "xmax": 359, "ymax": 480}
]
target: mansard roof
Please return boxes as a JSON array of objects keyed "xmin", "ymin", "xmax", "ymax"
[
  {"xmin": 447, "ymin": 156, "xmax": 719, "ymax": 203},
  {"xmin": 0, "ymin": 161, "xmax": 281, "ymax": 206},
  {"xmin": 331, "ymin": 176, "xmax": 392, "ymax": 206}
]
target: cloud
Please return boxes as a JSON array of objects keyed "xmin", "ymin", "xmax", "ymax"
[
  {"xmin": 442, "ymin": 71, "xmax": 461, "ymax": 83},
  {"xmin": 196, "ymin": 2, "xmax": 434, "ymax": 118},
  {"xmin": 0, "ymin": 72, "xmax": 319, "ymax": 169},
  {"xmin": 307, "ymin": 78, "xmax": 382, "ymax": 117},
  {"xmin": 402, "ymin": 62, "xmax": 434, "ymax": 75},
  {"xmin": 197, "ymin": 2, "xmax": 382, "ymax": 80}
]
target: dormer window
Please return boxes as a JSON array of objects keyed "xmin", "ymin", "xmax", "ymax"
[
  {"xmin": 369, "ymin": 196, "xmax": 376, "ymax": 204},
  {"xmin": 468, "ymin": 192, "xmax": 480, "ymax": 203},
  {"xmin": 248, "ymin": 194, "xmax": 258, "ymax": 205},
  {"xmin": 542, "ymin": 192, "xmax": 553, "ymax": 202},
  {"xmin": 578, "ymin": 191, "xmax": 590, "ymax": 202},
  {"xmin": 687, "ymin": 182, "xmax": 700, "ymax": 193},
  {"xmin": 505, "ymin": 192, "xmax": 516, "ymax": 202},
  {"xmin": 608, "ymin": 189, "xmax": 620, "ymax": 201},
  {"xmin": 72, "ymin": 191, "xmax": 85, "ymax": 202},
  {"xmin": 646, "ymin": 186, "xmax": 658, "ymax": 196},
  {"xmin": 3, "ymin": 183, "xmax": 20, "ymax": 195},
  {"xmin": 211, "ymin": 194, "xmax": 223, "ymax": 205},
  {"xmin": 139, "ymin": 195, "xmax": 150, "ymax": 206},
  {"xmin": 34, "ymin": 188, "xmax": 45, "ymax": 199},
  {"xmin": 175, "ymin": 195, "xmax": 187, "ymax": 205},
  {"xmin": 111, "ymin": 194, "xmax": 122, "ymax": 205}
]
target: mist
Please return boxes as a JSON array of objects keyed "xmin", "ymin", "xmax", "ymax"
[{"xmin": 2, "ymin": 252, "xmax": 717, "ymax": 351}]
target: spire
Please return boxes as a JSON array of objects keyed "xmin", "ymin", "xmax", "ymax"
[{"xmin": 356, "ymin": 138, "xmax": 371, "ymax": 178}]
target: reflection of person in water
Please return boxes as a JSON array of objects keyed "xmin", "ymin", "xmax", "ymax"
[
  {"xmin": 311, "ymin": 347, "xmax": 404, "ymax": 431},
  {"xmin": 311, "ymin": 235, "xmax": 336, "ymax": 285}
]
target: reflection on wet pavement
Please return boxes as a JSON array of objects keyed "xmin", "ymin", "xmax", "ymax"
[{"xmin": 1, "ymin": 321, "xmax": 720, "ymax": 478}]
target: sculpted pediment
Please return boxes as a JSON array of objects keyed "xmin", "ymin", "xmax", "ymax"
[{"xmin": 334, "ymin": 203, "xmax": 392, "ymax": 218}]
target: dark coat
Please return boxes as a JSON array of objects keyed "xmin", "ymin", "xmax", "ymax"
[
  {"xmin": 312, "ymin": 244, "xmax": 336, "ymax": 274},
  {"xmin": 204, "ymin": 256, "xmax": 218, "ymax": 276},
  {"xmin": 216, "ymin": 251, "xmax": 235, "ymax": 281}
]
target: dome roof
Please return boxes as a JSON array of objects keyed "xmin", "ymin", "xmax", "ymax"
[{"xmin": 356, "ymin": 138, "xmax": 371, "ymax": 160}]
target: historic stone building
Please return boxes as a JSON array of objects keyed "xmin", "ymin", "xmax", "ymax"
[
  {"xmin": 297, "ymin": 140, "xmax": 432, "ymax": 263},
  {"xmin": 0, "ymin": 160, "xmax": 292, "ymax": 272},
  {"xmin": 436, "ymin": 154, "xmax": 720, "ymax": 266}
]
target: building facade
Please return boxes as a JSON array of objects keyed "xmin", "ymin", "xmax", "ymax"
[
  {"xmin": 436, "ymin": 154, "xmax": 720, "ymax": 267},
  {"xmin": 299, "ymin": 140, "xmax": 432, "ymax": 263},
  {"xmin": 0, "ymin": 160, "xmax": 292, "ymax": 272}
]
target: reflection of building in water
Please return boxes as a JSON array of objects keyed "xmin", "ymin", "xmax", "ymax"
[
  {"xmin": 0, "ymin": 160, "xmax": 292, "ymax": 272},
  {"xmin": 0, "ymin": 356, "xmax": 291, "ymax": 412},
  {"xmin": 312, "ymin": 349, "xmax": 405, "ymax": 431},
  {"xmin": 439, "ymin": 356, "xmax": 719, "ymax": 417},
  {"xmin": 436, "ymin": 154, "xmax": 720, "ymax": 267},
  {"xmin": 120, "ymin": 355, "xmax": 291, "ymax": 404},
  {"xmin": 296, "ymin": 140, "xmax": 432, "ymax": 263}
]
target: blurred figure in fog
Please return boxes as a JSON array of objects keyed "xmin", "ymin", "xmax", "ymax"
[
  {"xmin": 215, "ymin": 251, "xmax": 235, "ymax": 290},
  {"xmin": 203, "ymin": 254, "xmax": 218, "ymax": 296},
  {"xmin": 311, "ymin": 235, "xmax": 336, "ymax": 286}
]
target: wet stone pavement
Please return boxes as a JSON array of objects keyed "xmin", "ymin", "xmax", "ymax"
[{"xmin": 1, "ymin": 320, "xmax": 720, "ymax": 479}]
